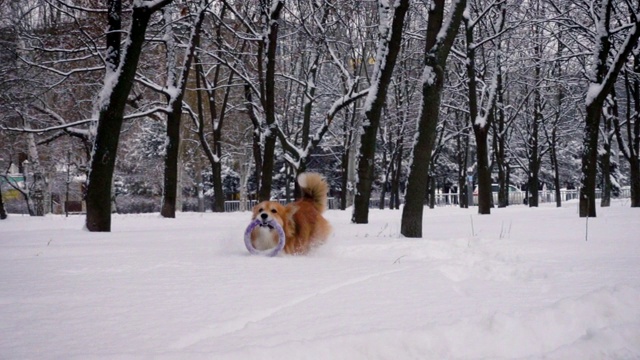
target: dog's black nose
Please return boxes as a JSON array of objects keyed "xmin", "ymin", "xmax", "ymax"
[{"xmin": 260, "ymin": 213, "xmax": 268, "ymax": 220}]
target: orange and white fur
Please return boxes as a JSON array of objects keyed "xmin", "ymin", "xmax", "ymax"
[{"xmin": 250, "ymin": 173, "xmax": 331, "ymax": 255}]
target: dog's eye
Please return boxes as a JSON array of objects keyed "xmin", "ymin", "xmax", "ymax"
[
  {"xmin": 258, "ymin": 208, "xmax": 263, "ymax": 213},
  {"xmin": 270, "ymin": 209, "xmax": 277, "ymax": 214}
]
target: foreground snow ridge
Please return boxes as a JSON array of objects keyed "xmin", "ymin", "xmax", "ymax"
[{"xmin": 1, "ymin": 200, "xmax": 639, "ymax": 359}]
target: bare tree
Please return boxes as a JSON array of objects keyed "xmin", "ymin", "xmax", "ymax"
[
  {"xmin": 401, "ymin": 0, "xmax": 466, "ymax": 237},
  {"xmin": 351, "ymin": 0, "xmax": 410, "ymax": 224},
  {"xmin": 275, "ymin": 0, "xmax": 369, "ymax": 189},
  {"xmin": 86, "ymin": 0, "xmax": 173, "ymax": 231},
  {"xmin": 463, "ymin": 0, "xmax": 505, "ymax": 214},
  {"xmin": 578, "ymin": 0, "xmax": 640, "ymax": 217},
  {"xmin": 615, "ymin": 61, "xmax": 640, "ymax": 207},
  {"xmin": 190, "ymin": 2, "xmax": 236, "ymax": 212},
  {"xmin": 213, "ymin": 1, "xmax": 284, "ymax": 202},
  {"xmin": 158, "ymin": 1, "xmax": 209, "ymax": 218}
]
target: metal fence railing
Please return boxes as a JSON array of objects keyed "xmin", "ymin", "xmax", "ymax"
[
  {"xmin": 224, "ymin": 197, "xmax": 339, "ymax": 212},
  {"xmin": 226, "ymin": 188, "xmax": 631, "ymax": 212},
  {"xmin": 3, "ymin": 187, "xmax": 631, "ymax": 214}
]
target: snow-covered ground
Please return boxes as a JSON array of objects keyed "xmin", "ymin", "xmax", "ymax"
[{"xmin": 1, "ymin": 200, "xmax": 639, "ymax": 359}]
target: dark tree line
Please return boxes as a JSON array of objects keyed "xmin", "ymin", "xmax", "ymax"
[{"xmin": 1, "ymin": 0, "xmax": 639, "ymax": 234}]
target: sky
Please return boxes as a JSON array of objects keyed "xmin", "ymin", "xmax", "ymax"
[{"xmin": 1, "ymin": 199, "xmax": 639, "ymax": 359}]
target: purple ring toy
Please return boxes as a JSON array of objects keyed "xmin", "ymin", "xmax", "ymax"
[{"xmin": 244, "ymin": 219, "xmax": 286, "ymax": 257}]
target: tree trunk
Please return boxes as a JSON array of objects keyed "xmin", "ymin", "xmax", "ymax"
[
  {"xmin": 206, "ymin": 73, "xmax": 227, "ymax": 213},
  {"xmin": 528, "ymin": 126, "xmax": 540, "ymax": 208},
  {"xmin": 340, "ymin": 147, "xmax": 349, "ymax": 210},
  {"xmin": 457, "ymin": 115, "xmax": 469, "ymax": 209},
  {"xmin": 340, "ymin": 107, "xmax": 357, "ymax": 211},
  {"xmin": 579, "ymin": 0, "xmax": 640, "ymax": 217},
  {"xmin": 211, "ymin": 141, "xmax": 225, "ymax": 212},
  {"xmin": 257, "ymin": 1, "xmax": 284, "ymax": 202},
  {"xmin": 616, "ymin": 62, "xmax": 640, "ymax": 207},
  {"xmin": 160, "ymin": 101, "xmax": 182, "ymax": 218},
  {"xmin": 390, "ymin": 135, "xmax": 403, "ymax": 210},
  {"xmin": 352, "ymin": 0, "xmax": 409, "ymax": 224},
  {"xmin": 26, "ymin": 133, "xmax": 46, "ymax": 216},
  {"xmin": 0, "ymin": 189, "xmax": 7, "ymax": 219},
  {"xmin": 493, "ymin": 70, "xmax": 508, "ymax": 208},
  {"xmin": 551, "ymin": 25, "xmax": 565, "ymax": 208},
  {"xmin": 600, "ymin": 144, "xmax": 611, "ymax": 207},
  {"xmin": 628, "ymin": 66, "xmax": 640, "ymax": 207},
  {"xmin": 528, "ymin": 63, "xmax": 542, "ymax": 208},
  {"xmin": 161, "ymin": 3, "xmax": 206, "ymax": 218},
  {"xmin": 600, "ymin": 96, "xmax": 617, "ymax": 208},
  {"xmin": 258, "ymin": 135, "xmax": 277, "ymax": 201},
  {"xmin": 379, "ymin": 135, "xmax": 389, "ymax": 210},
  {"xmin": 87, "ymin": 2, "xmax": 170, "ymax": 231},
  {"xmin": 578, "ymin": 0, "xmax": 611, "ymax": 217},
  {"xmin": 197, "ymin": 164, "xmax": 205, "ymax": 212},
  {"xmin": 631, "ymin": 159, "xmax": 640, "ymax": 207},
  {"xmin": 475, "ymin": 127, "xmax": 493, "ymax": 213},
  {"xmin": 243, "ymin": 83, "xmax": 263, "ymax": 199},
  {"xmin": 401, "ymin": 0, "xmax": 466, "ymax": 237},
  {"xmin": 550, "ymin": 127, "xmax": 562, "ymax": 208},
  {"xmin": 580, "ymin": 101, "xmax": 602, "ymax": 217},
  {"xmin": 464, "ymin": 11, "xmax": 499, "ymax": 215},
  {"xmin": 428, "ymin": 176, "xmax": 436, "ymax": 209},
  {"xmin": 193, "ymin": 9, "xmax": 232, "ymax": 213}
]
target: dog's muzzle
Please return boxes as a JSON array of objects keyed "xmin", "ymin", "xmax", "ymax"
[
  {"xmin": 258, "ymin": 222, "xmax": 275, "ymax": 229},
  {"xmin": 258, "ymin": 214, "xmax": 275, "ymax": 229}
]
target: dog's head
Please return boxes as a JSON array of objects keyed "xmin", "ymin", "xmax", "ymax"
[{"xmin": 251, "ymin": 201, "xmax": 286, "ymax": 228}]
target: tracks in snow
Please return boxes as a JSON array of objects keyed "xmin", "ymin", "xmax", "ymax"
[{"xmin": 170, "ymin": 266, "xmax": 409, "ymax": 350}]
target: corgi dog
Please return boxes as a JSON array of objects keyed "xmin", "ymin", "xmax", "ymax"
[{"xmin": 250, "ymin": 173, "xmax": 331, "ymax": 255}]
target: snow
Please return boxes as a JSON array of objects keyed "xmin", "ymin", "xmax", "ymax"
[
  {"xmin": 133, "ymin": 0, "xmax": 168, "ymax": 9},
  {"xmin": 1, "ymin": 200, "xmax": 640, "ymax": 359},
  {"xmin": 585, "ymin": 82, "xmax": 603, "ymax": 106},
  {"xmin": 421, "ymin": 65, "xmax": 436, "ymax": 86},
  {"xmin": 165, "ymin": 85, "xmax": 181, "ymax": 102},
  {"xmin": 436, "ymin": 0, "xmax": 462, "ymax": 44},
  {"xmin": 362, "ymin": 0, "xmax": 398, "ymax": 113},
  {"xmin": 97, "ymin": 69, "xmax": 120, "ymax": 111}
]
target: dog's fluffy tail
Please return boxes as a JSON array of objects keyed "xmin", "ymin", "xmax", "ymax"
[{"xmin": 298, "ymin": 172, "xmax": 328, "ymax": 213}]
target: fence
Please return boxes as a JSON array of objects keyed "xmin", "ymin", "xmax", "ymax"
[
  {"xmin": 224, "ymin": 197, "xmax": 339, "ymax": 212},
  {"xmin": 223, "ymin": 188, "xmax": 630, "ymax": 211},
  {"xmin": 4, "ymin": 188, "xmax": 631, "ymax": 215},
  {"xmin": 448, "ymin": 188, "xmax": 629, "ymax": 207}
]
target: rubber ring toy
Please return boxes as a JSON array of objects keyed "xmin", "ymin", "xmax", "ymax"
[{"xmin": 244, "ymin": 219, "xmax": 286, "ymax": 256}]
